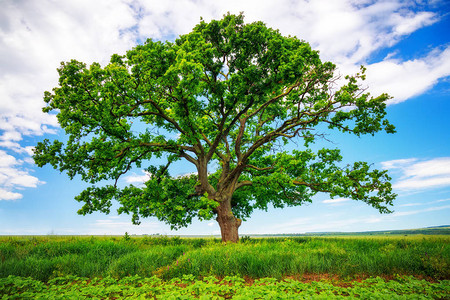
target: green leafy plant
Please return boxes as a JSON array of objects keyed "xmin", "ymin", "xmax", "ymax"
[{"xmin": 1, "ymin": 275, "xmax": 449, "ymax": 299}]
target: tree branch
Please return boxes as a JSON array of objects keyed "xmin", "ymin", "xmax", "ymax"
[
  {"xmin": 235, "ymin": 180, "xmax": 252, "ymax": 190},
  {"xmin": 201, "ymin": 132, "xmax": 227, "ymax": 162},
  {"xmin": 244, "ymin": 164, "xmax": 275, "ymax": 171},
  {"xmin": 114, "ymin": 150, "xmax": 151, "ymax": 187},
  {"xmin": 245, "ymin": 80, "xmax": 302, "ymax": 121},
  {"xmin": 234, "ymin": 117, "xmax": 246, "ymax": 160},
  {"xmin": 144, "ymin": 99, "xmax": 187, "ymax": 136}
]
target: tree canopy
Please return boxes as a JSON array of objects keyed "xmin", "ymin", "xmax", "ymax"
[{"xmin": 34, "ymin": 13, "xmax": 396, "ymax": 242}]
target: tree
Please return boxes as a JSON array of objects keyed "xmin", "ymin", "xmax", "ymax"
[{"xmin": 34, "ymin": 13, "xmax": 396, "ymax": 243}]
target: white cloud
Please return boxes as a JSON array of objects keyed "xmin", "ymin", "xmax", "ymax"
[
  {"xmin": 399, "ymin": 203, "xmax": 423, "ymax": 207},
  {"xmin": 0, "ymin": 150, "xmax": 17, "ymax": 167},
  {"xmin": 436, "ymin": 198, "xmax": 450, "ymax": 203},
  {"xmin": 366, "ymin": 46, "xmax": 450, "ymax": 104},
  {"xmin": 124, "ymin": 170, "xmax": 151, "ymax": 184},
  {"xmin": 381, "ymin": 158, "xmax": 417, "ymax": 170},
  {"xmin": 0, "ymin": 0, "xmax": 138, "ymax": 149},
  {"xmin": 123, "ymin": 169, "xmax": 197, "ymax": 184},
  {"xmin": 176, "ymin": 172, "xmax": 198, "ymax": 178},
  {"xmin": 0, "ymin": 150, "xmax": 43, "ymax": 200},
  {"xmin": 399, "ymin": 198, "xmax": 450, "ymax": 207},
  {"xmin": 0, "ymin": 188, "xmax": 22, "ymax": 200},
  {"xmin": 392, "ymin": 11, "xmax": 437, "ymax": 35},
  {"xmin": 0, "ymin": 0, "xmax": 142, "ymax": 201},
  {"xmin": 396, "ymin": 177, "xmax": 450, "ymax": 190},
  {"xmin": 382, "ymin": 157, "xmax": 450, "ymax": 191},
  {"xmin": 393, "ymin": 204, "xmax": 450, "ymax": 217},
  {"xmin": 322, "ymin": 198, "xmax": 350, "ymax": 204},
  {"xmin": 0, "ymin": 140, "xmax": 34, "ymax": 155}
]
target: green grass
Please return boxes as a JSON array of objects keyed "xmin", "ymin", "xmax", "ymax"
[
  {"xmin": 0, "ymin": 235, "xmax": 449, "ymax": 281},
  {"xmin": 167, "ymin": 236, "xmax": 449, "ymax": 280}
]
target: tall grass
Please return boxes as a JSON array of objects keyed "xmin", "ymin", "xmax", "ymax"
[
  {"xmin": 0, "ymin": 235, "xmax": 448, "ymax": 281},
  {"xmin": 165, "ymin": 236, "xmax": 449, "ymax": 279}
]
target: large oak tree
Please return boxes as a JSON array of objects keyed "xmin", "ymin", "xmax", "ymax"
[{"xmin": 34, "ymin": 14, "xmax": 396, "ymax": 242}]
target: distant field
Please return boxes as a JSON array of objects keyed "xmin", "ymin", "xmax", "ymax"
[
  {"xmin": 1, "ymin": 235, "xmax": 449, "ymax": 298},
  {"xmin": 242, "ymin": 225, "xmax": 450, "ymax": 237}
]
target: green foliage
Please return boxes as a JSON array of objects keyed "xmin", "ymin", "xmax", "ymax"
[
  {"xmin": 33, "ymin": 13, "xmax": 396, "ymax": 236},
  {"xmin": 1, "ymin": 275, "xmax": 449, "ymax": 299}
]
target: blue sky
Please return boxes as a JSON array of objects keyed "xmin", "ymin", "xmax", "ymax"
[{"xmin": 0, "ymin": 0, "xmax": 449, "ymax": 235}]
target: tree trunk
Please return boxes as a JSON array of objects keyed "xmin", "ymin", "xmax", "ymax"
[{"xmin": 216, "ymin": 195, "xmax": 241, "ymax": 243}]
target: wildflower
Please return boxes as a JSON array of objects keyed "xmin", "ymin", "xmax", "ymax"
[{"xmin": 176, "ymin": 260, "xmax": 179, "ymax": 266}]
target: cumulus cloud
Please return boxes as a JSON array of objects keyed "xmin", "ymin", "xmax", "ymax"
[
  {"xmin": 0, "ymin": 150, "xmax": 44, "ymax": 200},
  {"xmin": 392, "ymin": 11, "xmax": 437, "ymax": 35},
  {"xmin": 0, "ymin": 0, "xmax": 138, "ymax": 148},
  {"xmin": 382, "ymin": 157, "xmax": 450, "ymax": 191},
  {"xmin": 0, "ymin": 188, "xmax": 22, "ymax": 201},
  {"xmin": 1, "ymin": 0, "xmax": 140, "ymax": 197},
  {"xmin": 267, "ymin": 1, "xmax": 438, "ymax": 65},
  {"xmin": 366, "ymin": 46, "xmax": 450, "ymax": 104}
]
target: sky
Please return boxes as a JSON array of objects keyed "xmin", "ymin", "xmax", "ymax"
[{"xmin": 0, "ymin": 0, "xmax": 449, "ymax": 236}]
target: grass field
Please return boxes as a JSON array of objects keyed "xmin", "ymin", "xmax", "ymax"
[{"xmin": 1, "ymin": 235, "xmax": 449, "ymax": 298}]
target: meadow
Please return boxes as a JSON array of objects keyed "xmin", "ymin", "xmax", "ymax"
[{"xmin": 1, "ymin": 235, "xmax": 449, "ymax": 298}]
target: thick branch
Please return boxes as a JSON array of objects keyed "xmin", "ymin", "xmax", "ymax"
[
  {"xmin": 292, "ymin": 180, "xmax": 320, "ymax": 187},
  {"xmin": 141, "ymin": 99, "xmax": 187, "ymax": 135},
  {"xmin": 201, "ymin": 133, "xmax": 228, "ymax": 162},
  {"xmin": 235, "ymin": 180, "xmax": 252, "ymax": 190},
  {"xmin": 205, "ymin": 96, "xmax": 254, "ymax": 162},
  {"xmin": 234, "ymin": 118, "xmax": 246, "ymax": 160},
  {"xmin": 138, "ymin": 142, "xmax": 198, "ymax": 167},
  {"xmin": 244, "ymin": 164, "xmax": 275, "ymax": 171},
  {"xmin": 223, "ymin": 108, "xmax": 328, "ymax": 186}
]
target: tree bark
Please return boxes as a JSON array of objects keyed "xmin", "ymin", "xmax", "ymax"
[{"xmin": 215, "ymin": 195, "xmax": 241, "ymax": 243}]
